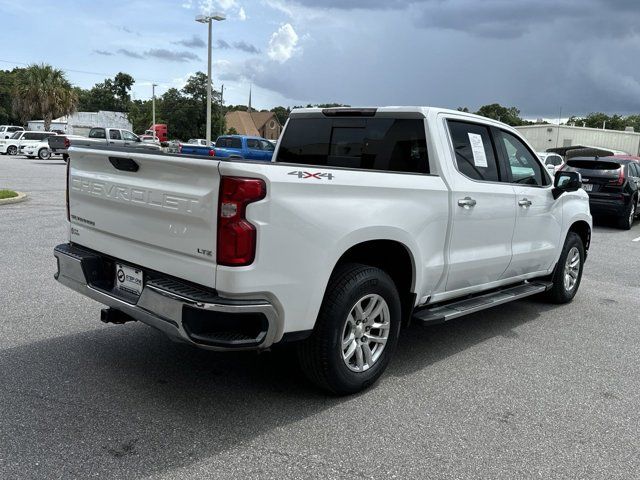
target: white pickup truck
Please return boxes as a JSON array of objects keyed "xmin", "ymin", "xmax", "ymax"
[{"xmin": 54, "ymin": 107, "xmax": 592, "ymax": 394}]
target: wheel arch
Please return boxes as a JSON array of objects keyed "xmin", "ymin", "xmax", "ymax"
[
  {"xmin": 568, "ymin": 220, "xmax": 591, "ymax": 254},
  {"xmin": 329, "ymin": 239, "xmax": 417, "ymax": 325}
]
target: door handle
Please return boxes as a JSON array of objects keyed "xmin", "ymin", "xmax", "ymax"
[
  {"xmin": 518, "ymin": 198, "xmax": 532, "ymax": 207},
  {"xmin": 458, "ymin": 197, "xmax": 477, "ymax": 208}
]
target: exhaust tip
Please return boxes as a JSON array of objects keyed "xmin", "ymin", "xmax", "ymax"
[{"xmin": 100, "ymin": 308, "xmax": 135, "ymax": 325}]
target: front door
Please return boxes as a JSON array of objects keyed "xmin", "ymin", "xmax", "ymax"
[
  {"xmin": 496, "ymin": 129, "xmax": 562, "ymax": 277},
  {"xmin": 445, "ymin": 119, "xmax": 517, "ymax": 292}
]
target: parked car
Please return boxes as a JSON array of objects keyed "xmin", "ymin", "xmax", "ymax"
[
  {"xmin": 49, "ymin": 127, "xmax": 161, "ymax": 160},
  {"xmin": 560, "ymin": 156, "xmax": 640, "ymax": 229},
  {"xmin": 139, "ymin": 135, "xmax": 161, "ymax": 146},
  {"xmin": 21, "ymin": 141, "xmax": 54, "ymax": 160},
  {"xmin": 0, "ymin": 130, "xmax": 57, "ymax": 155},
  {"xmin": 538, "ymin": 152, "xmax": 564, "ymax": 175},
  {"xmin": 187, "ymin": 138, "xmax": 213, "ymax": 147},
  {"xmin": 0, "ymin": 125, "xmax": 24, "ymax": 139},
  {"xmin": 213, "ymin": 135, "xmax": 275, "ymax": 161},
  {"xmin": 54, "ymin": 106, "xmax": 591, "ymax": 395}
]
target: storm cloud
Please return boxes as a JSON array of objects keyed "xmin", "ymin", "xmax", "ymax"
[{"xmin": 256, "ymin": 0, "xmax": 640, "ymax": 117}]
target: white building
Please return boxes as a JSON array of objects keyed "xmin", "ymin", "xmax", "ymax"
[
  {"xmin": 28, "ymin": 111, "xmax": 132, "ymax": 136},
  {"xmin": 516, "ymin": 124, "xmax": 640, "ymax": 156}
]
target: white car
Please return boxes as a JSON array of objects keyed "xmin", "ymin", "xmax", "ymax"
[
  {"xmin": 0, "ymin": 125, "xmax": 24, "ymax": 139},
  {"xmin": 21, "ymin": 141, "xmax": 53, "ymax": 160},
  {"xmin": 187, "ymin": 138, "xmax": 215, "ymax": 147},
  {"xmin": 54, "ymin": 106, "xmax": 592, "ymax": 394},
  {"xmin": 538, "ymin": 152, "xmax": 564, "ymax": 174},
  {"xmin": 0, "ymin": 130, "xmax": 56, "ymax": 155}
]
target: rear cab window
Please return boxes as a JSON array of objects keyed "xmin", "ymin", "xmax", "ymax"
[{"xmin": 276, "ymin": 116, "xmax": 429, "ymax": 174}]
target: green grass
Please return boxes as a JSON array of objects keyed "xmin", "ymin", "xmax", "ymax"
[{"xmin": 0, "ymin": 189, "xmax": 18, "ymax": 200}]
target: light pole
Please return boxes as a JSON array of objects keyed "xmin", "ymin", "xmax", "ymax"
[
  {"xmin": 152, "ymin": 83, "xmax": 157, "ymax": 140},
  {"xmin": 196, "ymin": 13, "xmax": 225, "ymax": 145}
]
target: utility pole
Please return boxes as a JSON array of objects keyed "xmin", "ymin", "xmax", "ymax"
[
  {"xmin": 152, "ymin": 83, "xmax": 157, "ymax": 140},
  {"xmin": 220, "ymin": 83, "xmax": 224, "ymax": 137}
]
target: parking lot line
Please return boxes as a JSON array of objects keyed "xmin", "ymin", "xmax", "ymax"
[{"xmin": 633, "ymin": 235, "xmax": 640, "ymax": 242}]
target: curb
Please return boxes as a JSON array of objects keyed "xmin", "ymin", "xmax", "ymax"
[{"xmin": 0, "ymin": 191, "xmax": 28, "ymax": 206}]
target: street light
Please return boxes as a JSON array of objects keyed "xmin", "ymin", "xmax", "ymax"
[{"xmin": 196, "ymin": 12, "xmax": 226, "ymax": 145}]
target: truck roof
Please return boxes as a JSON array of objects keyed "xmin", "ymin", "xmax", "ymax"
[{"xmin": 289, "ymin": 106, "xmax": 519, "ymax": 132}]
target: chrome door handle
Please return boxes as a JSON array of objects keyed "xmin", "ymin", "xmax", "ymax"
[
  {"xmin": 518, "ymin": 198, "xmax": 532, "ymax": 207},
  {"xmin": 458, "ymin": 197, "xmax": 477, "ymax": 208}
]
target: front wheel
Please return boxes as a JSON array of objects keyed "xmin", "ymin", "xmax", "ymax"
[
  {"xmin": 297, "ymin": 263, "xmax": 401, "ymax": 395},
  {"xmin": 7, "ymin": 145, "xmax": 17, "ymax": 155},
  {"xmin": 543, "ymin": 232, "xmax": 585, "ymax": 304}
]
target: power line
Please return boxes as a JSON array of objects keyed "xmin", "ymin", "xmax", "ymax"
[{"xmin": 0, "ymin": 59, "xmax": 163, "ymax": 85}]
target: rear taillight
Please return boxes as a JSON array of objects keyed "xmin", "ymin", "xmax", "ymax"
[
  {"xmin": 65, "ymin": 157, "xmax": 70, "ymax": 221},
  {"xmin": 178, "ymin": 144, "xmax": 182, "ymax": 153},
  {"xmin": 608, "ymin": 168, "xmax": 625, "ymax": 186},
  {"xmin": 209, "ymin": 149, "xmax": 216, "ymax": 157},
  {"xmin": 63, "ymin": 137, "xmax": 70, "ymax": 149},
  {"xmin": 217, "ymin": 176, "xmax": 266, "ymax": 266}
]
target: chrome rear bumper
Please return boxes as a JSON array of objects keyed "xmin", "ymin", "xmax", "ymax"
[{"xmin": 54, "ymin": 243, "xmax": 280, "ymax": 351}]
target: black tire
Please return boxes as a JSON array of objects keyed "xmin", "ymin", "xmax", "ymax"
[
  {"xmin": 7, "ymin": 145, "xmax": 17, "ymax": 155},
  {"xmin": 26, "ymin": 156, "xmax": 34, "ymax": 159},
  {"xmin": 62, "ymin": 153, "xmax": 69, "ymax": 162},
  {"xmin": 543, "ymin": 232, "xmax": 585, "ymax": 304},
  {"xmin": 297, "ymin": 263, "xmax": 401, "ymax": 395},
  {"xmin": 618, "ymin": 198, "xmax": 636, "ymax": 230},
  {"xmin": 38, "ymin": 148, "xmax": 50, "ymax": 160}
]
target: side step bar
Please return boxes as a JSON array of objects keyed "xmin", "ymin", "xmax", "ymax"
[{"xmin": 412, "ymin": 281, "xmax": 553, "ymax": 326}]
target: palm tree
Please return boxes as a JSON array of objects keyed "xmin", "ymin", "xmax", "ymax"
[{"xmin": 12, "ymin": 64, "xmax": 78, "ymax": 131}]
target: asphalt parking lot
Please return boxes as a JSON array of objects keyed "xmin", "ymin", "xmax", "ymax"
[{"xmin": 1, "ymin": 155, "xmax": 639, "ymax": 479}]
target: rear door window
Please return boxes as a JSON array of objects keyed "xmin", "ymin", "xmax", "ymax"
[
  {"xmin": 89, "ymin": 128, "xmax": 106, "ymax": 139},
  {"xmin": 276, "ymin": 117, "xmax": 429, "ymax": 173},
  {"xmin": 447, "ymin": 120, "xmax": 500, "ymax": 182}
]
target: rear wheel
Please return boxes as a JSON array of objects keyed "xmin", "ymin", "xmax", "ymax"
[
  {"xmin": 543, "ymin": 232, "xmax": 585, "ymax": 304},
  {"xmin": 618, "ymin": 198, "xmax": 636, "ymax": 230},
  {"xmin": 297, "ymin": 263, "xmax": 401, "ymax": 395},
  {"xmin": 38, "ymin": 148, "xmax": 50, "ymax": 160}
]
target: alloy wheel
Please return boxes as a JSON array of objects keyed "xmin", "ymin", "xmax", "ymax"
[
  {"xmin": 341, "ymin": 294, "xmax": 390, "ymax": 373},
  {"xmin": 563, "ymin": 246, "xmax": 580, "ymax": 292}
]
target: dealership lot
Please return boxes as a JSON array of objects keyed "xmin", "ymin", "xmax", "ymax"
[{"xmin": 1, "ymin": 156, "xmax": 639, "ymax": 479}]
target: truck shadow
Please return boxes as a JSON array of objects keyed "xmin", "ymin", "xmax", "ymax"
[{"xmin": 0, "ymin": 297, "xmax": 551, "ymax": 478}]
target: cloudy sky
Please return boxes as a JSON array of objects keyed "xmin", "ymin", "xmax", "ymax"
[{"xmin": 1, "ymin": 0, "xmax": 640, "ymax": 118}]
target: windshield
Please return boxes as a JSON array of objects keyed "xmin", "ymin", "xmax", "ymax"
[{"xmin": 10, "ymin": 131, "xmax": 22, "ymax": 139}]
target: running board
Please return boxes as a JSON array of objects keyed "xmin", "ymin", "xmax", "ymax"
[{"xmin": 412, "ymin": 281, "xmax": 553, "ymax": 326}]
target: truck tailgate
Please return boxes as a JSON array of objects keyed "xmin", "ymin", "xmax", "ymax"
[{"xmin": 68, "ymin": 147, "xmax": 220, "ymax": 288}]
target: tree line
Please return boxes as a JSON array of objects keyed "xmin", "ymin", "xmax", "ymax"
[{"xmin": 4, "ymin": 64, "xmax": 640, "ymax": 141}]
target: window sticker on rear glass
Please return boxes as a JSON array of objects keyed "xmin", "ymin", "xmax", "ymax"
[{"xmin": 468, "ymin": 133, "xmax": 488, "ymax": 168}]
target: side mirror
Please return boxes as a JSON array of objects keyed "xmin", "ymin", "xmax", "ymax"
[{"xmin": 552, "ymin": 171, "xmax": 582, "ymax": 200}]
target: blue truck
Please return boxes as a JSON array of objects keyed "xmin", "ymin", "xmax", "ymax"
[
  {"xmin": 213, "ymin": 135, "xmax": 275, "ymax": 161},
  {"xmin": 178, "ymin": 135, "xmax": 275, "ymax": 161}
]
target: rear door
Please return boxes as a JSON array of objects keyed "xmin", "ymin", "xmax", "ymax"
[
  {"xmin": 69, "ymin": 148, "xmax": 221, "ymax": 287},
  {"xmin": 108, "ymin": 129, "xmax": 124, "ymax": 147},
  {"xmin": 444, "ymin": 119, "xmax": 517, "ymax": 292},
  {"xmin": 495, "ymin": 130, "xmax": 562, "ymax": 277}
]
